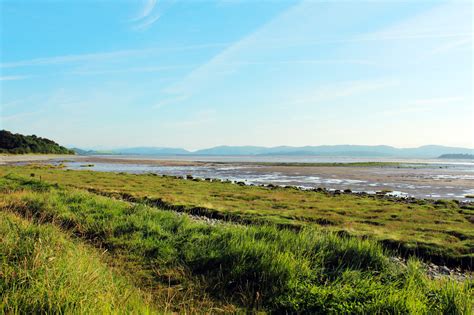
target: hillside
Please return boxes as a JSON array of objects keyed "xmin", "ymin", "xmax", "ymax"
[
  {"xmin": 0, "ymin": 130, "xmax": 74, "ymax": 154},
  {"xmin": 81, "ymin": 144, "xmax": 474, "ymax": 158},
  {"xmin": 111, "ymin": 146, "xmax": 190, "ymax": 155},
  {"xmin": 439, "ymin": 153, "xmax": 474, "ymax": 160},
  {"xmin": 194, "ymin": 145, "xmax": 474, "ymax": 158}
]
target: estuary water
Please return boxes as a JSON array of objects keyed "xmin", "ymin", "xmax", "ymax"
[{"xmin": 59, "ymin": 155, "xmax": 474, "ymax": 201}]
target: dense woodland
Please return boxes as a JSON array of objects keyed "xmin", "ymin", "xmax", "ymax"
[{"xmin": 0, "ymin": 130, "xmax": 74, "ymax": 154}]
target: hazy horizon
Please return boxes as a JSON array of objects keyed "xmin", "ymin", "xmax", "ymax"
[
  {"xmin": 74, "ymin": 143, "xmax": 474, "ymax": 152},
  {"xmin": 1, "ymin": 0, "xmax": 473, "ymax": 150}
]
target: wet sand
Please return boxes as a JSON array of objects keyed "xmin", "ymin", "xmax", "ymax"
[
  {"xmin": 2, "ymin": 155, "xmax": 473, "ymax": 200},
  {"xmin": 0, "ymin": 154, "xmax": 74, "ymax": 165},
  {"xmin": 242, "ymin": 165, "xmax": 474, "ymax": 199},
  {"xmin": 0, "ymin": 155, "xmax": 206, "ymax": 166}
]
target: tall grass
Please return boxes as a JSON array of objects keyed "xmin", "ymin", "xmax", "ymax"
[
  {"xmin": 1, "ymin": 175, "xmax": 472, "ymax": 313},
  {"xmin": 0, "ymin": 211, "xmax": 153, "ymax": 313},
  {"xmin": 2, "ymin": 165, "xmax": 472, "ymax": 268}
]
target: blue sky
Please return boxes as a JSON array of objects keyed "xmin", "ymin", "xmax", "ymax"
[{"xmin": 1, "ymin": 0, "xmax": 472, "ymax": 150}]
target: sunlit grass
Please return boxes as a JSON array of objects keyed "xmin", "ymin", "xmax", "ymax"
[
  {"xmin": 1, "ymin": 166, "xmax": 472, "ymax": 267},
  {"xmin": 0, "ymin": 174, "xmax": 472, "ymax": 313},
  {"xmin": 0, "ymin": 211, "xmax": 154, "ymax": 313}
]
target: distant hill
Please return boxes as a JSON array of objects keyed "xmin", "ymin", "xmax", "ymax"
[
  {"xmin": 0, "ymin": 130, "xmax": 74, "ymax": 155},
  {"xmin": 194, "ymin": 146, "xmax": 268, "ymax": 155},
  {"xmin": 73, "ymin": 146, "xmax": 190, "ymax": 156},
  {"xmin": 193, "ymin": 145, "xmax": 474, "ymax": 158},
  {"xmin": 71, "ymin": 144, "xmax": 474, "ymax": 158},
  {"xmin": 71, "ymin": 148, "xmax": 115, "ymax": 156},
  {"xmin": 438, "ymin": 153, "xmax": 474, "ymax": 159},
  {"xmin": 111, "ymin": 147, "xmax": 190, "ymax": 155}
]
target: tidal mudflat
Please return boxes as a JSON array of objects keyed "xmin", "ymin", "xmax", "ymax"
[{"xmin": 20, "ymin": 155, "xmax": 474, "ymax": 201}]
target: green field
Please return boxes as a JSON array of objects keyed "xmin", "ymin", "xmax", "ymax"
[
  {"xmin": 1, "ymin": 165, "xmax": 473, "ymax": 267},
  {"xmin": 0, "ymin": 166, "xmax": 473, "ymax": 313}
]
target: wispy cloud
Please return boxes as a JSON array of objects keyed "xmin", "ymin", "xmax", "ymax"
[
  {"xmin": 0, "ymin": 95, "xmax": 41, "ymax": 110},
  {"xmin": 70, "ymin": 64, "xmax": 194, "ymax": 76},
  {"xmin": 380, "ymin": 96, "xmax": 466, "ymax": 116},
  {"xmin": 164, "ymin": 109, "xmax": 216, "ymax": 128},
  {"xmin": 356, "ymin": 2, "xmax": 472, "ymax": 43},
  {"xmin": 161, "ymin": 1, "xmax": 384, "ymax": 99},
  {"xmin": 226, "ymin": 59, "xmax": 376, "ymax": 67},
  {"xmin": 133, "ymin": 14, "xmax": 162, "ymax": 31},
  {"xmin": 287, "ymin": 80, "xmax": 399, "ymax": 107},
  {"xmin": 131, "ymin": 0, "xmax": 157, "ymax": 21},
  {"xmin": 153, "ymin": 95, "xmax": 188, "ymax": 109},
  {"xmin": 1, "ymin": 110, "xmax": 43, "ymax": 123},
  {"xmin": 430, "ymin": 37, "xmax": 472, "ymax": 55},
  {"xmin": 165, "ymin": 0, "xmax": 470, "ymax": 98},
  {"xmin": 130, "ymin": 0, "xmax": 175, "ymax": 31},
  {"xmin": 0, "ymin": 75, "xmax": 31, "ymax": 81},
  {"xmin": 354, "ymin": 31, "xmax": 472, "ymax": 42},
  {"xmin": 0, "ymin": 43, "xmax": 227, "ymax": 69},
  {"xmin": 0, "ymin": 49, "xmax": 146, "ymax": 68}
]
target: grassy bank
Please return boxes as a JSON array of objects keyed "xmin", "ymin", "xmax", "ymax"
[
  {"xmin": 1, "ymin": 174, "xmax": 472, "ymax": 313},
  {"xmin": 1, "ymin": 165, "xmax": 472, "ymax": 268},
  {"xmin": 0, "ymin": 211, "xmax": 154, "ymax": 313}
]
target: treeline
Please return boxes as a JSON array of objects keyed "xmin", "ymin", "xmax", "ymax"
[{"xmin": 0, "ymin": 130, "xmax": 74, "ymax": 154}]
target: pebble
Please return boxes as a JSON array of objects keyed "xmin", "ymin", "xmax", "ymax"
[{"xmin": 390, "ymin": 257, "xmax": 472, "ymax": 281}]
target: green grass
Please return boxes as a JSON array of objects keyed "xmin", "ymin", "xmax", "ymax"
[
  {"xmin": 0, "ymin": 174, "xmax": 473, "ymax": 313},
  {"xmin": 0, "ymin": 211, "xmax": 154, "ymax": 313},
  {"xmin": 2, "ymin": 165, "xmax": 472, "ymax": 267}
]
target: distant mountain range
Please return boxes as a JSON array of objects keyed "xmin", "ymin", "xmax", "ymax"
[
  {"xmin": 71, "ymin": 147, "xmax": 189, "ymax": 156},
  {"xmin": 73, "ymin": 145, "xmax": 474, "ymax": 158},
  {"xmin": 438, "ymin": 153, "xmax": 474, "ymax": 159},
  {"xmin": 4, "ymin": 129, "xmax": 471, "ymax": 159}
]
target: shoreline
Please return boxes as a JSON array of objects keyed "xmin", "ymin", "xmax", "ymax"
[
  {"xmin": 2, "ymin": 153, "xmax": 473, "ymax": 167},
  {"xmin": 2, "ymin": 154, "xmax": 473, "ymax": 201},
  {"xmin": 0, "ymin": 154, "xmax": 75, "ymax": 165}
]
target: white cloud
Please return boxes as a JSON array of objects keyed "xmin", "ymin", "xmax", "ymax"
[
  {"xmin": 133, "ymin": 13, "xmax": 162, "ymax": 31},
  {"xmin": 131, "ymin": 0, "xmax": 157, "ymax": 21},
  {"xmin": 130, "ymin": 0, "xmax": 176, "ymax": 31}
]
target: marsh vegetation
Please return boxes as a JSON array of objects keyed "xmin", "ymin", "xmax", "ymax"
[{"xmin": 0, "ymin": 167, "xmax": 472, "ymax": 313}]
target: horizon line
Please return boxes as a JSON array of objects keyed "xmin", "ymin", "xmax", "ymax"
[{"xmin": 72, "ymin": 143, "xmax": 474, "ymax": 152}]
